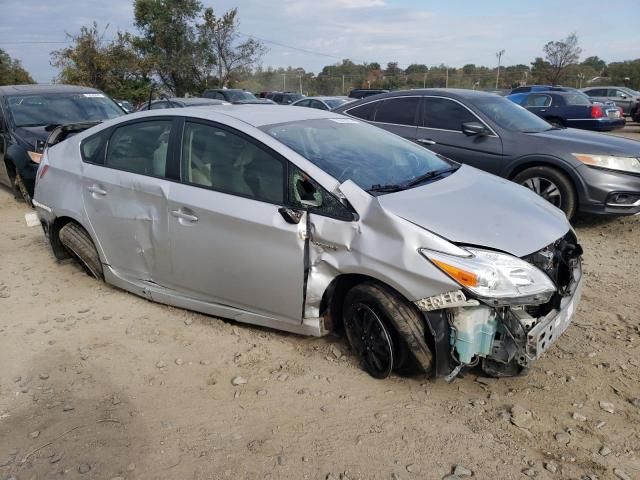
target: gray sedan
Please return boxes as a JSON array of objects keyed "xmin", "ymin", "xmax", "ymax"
[
  {"xmin": 34, "ymin": 106, "xmax": 582, "ymax": 380},
  {"xmin": 292, "ymin": 96, "xmax": 353, "ymax": 111}
]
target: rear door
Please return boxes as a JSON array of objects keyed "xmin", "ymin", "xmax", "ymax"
[
  {"xmin": 166, "ymin": 118, "xmax": 305, "ymax": 324},
  {"xmin": 584, "ymin": 88, "xmax": 608, "ymax": 104},
  {"xmin": 82, "ymin": 117, "xmax": 177, "ymax": 282},
  {"xmin": 415, "ymin": 96, "xmax": 503, "ymax": 173},
  {"xmin": 370, "ymin": 96, "xmax": 420, "ymax": 140},
  {"xmin": 524, "ymin": 93, "xmax": 553, "ymax": 119}
]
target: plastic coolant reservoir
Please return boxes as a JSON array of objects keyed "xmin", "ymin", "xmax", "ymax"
[{"xmin": 450, "ymin": 306, "xmax": 498, "ymax": 364}]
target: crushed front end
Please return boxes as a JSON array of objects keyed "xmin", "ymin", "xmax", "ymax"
[{"xmin": 416, "ymin": 231, "xmax": 583, "ymax": 379}]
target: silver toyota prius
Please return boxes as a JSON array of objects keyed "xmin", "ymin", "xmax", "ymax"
[{"xmin": 33, "ymin": 105, "xmax": 583, "ymax": 380}]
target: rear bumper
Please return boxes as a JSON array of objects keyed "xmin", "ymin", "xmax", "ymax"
[
  {"xmin": 566, "ymin": 118, "xmax": 625, "ymax": 131},
  {"xmin": 576, "ymin": 164, "xmax": 640, "ymax": 215}
]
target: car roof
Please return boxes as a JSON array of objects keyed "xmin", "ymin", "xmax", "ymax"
[
  {"xmin": 0, "ymin": 84, "xmax": 104, "ymax": 96},
  {"xmin": 129, "ymin": 104, "xmax": 340, "ymax": 127},
  {"xmin": 356, "ymin": 88, "xmax": 502, "ymax": 101},
  {"xmin": 171, "ymin": 97, "xmax": 225, "ymax": 105}
]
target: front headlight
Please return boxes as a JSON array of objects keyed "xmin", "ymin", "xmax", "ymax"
[
  {"xmin": 419, "ymin": 247, "xmax": 556, "ymax": 304},
  {"xmin": 572, "ymin": 153, "xmax": 640, "ymax": 174}
]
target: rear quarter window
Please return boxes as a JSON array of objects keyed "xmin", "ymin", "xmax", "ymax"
[{"xmin": 80, "ymin": 129, "xmax": 109, "ymax": 165}]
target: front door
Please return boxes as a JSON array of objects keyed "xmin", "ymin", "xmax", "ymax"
[
  {"xmin": 415, "ymin": 96, "xmax": 503, "ymax": 174},
  {"xmin": 166, "ymin": 119, "xmax": 305, "ymax": 324},
  {"xmin": 82, "ymin": 118, "xmax": 175, "ymax": 282}
]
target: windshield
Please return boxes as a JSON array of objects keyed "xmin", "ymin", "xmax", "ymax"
[
  {"xmin": 262, "ymin": 118, "xmax": 455, "ymax": 192},
  {"xmin": 227, "ymin": 90, "xmax": 257, "ymax": 102},
  {"xmin": 324, "ymin": 98, "xmax": 350, "ymax": 109},
  {"xmin": 474, "ymin": 96, "xmax": 553, "ymax": 133},
  {"xmin": 7, "ymin": 93, "xmax": 124, "ymax": 128}
]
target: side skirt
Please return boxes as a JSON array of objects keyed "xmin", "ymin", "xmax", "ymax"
[{"xmin": 103, "ymin": 266, "xmax": 328, "ymax": 337}]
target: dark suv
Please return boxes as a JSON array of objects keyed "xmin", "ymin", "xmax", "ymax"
[
  {"xmin": 0, "ymin": 84, "xmax": 124, "ymax": 203},
  {"xmin": 333, "ymin": 88, "xmax": 640, "ymax": 219},
  {"xmin": 348, "ymin": 88, "xmax": 390, "ymax": 99},
  {"xmin": 265, "ymin": 92, "xmax": 305, "ymax": 105}
]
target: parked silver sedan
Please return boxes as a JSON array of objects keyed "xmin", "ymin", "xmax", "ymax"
[{"xmin": 33, "ymin": 106, "xmax": 583, "ymax": 380}]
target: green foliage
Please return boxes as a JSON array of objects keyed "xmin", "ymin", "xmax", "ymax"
[
  {"xmin": 132, "ymin": 0, "xmax": 210, "ymax": 96},
  {"xmin": 542, "ymin": 33, "xmax": 582, "ymax": 84},
  {"xmin": 51, "ymin": 23, "xmax": 153, "ymax": 103},
  {"xmin": 0, "ymin": 49, "xmax": 35, "ymax": 86}
]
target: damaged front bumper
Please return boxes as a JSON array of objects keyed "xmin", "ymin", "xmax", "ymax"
[{"xmin": 415, "ymin": 239, "xmax": 583, "ymax": 379}]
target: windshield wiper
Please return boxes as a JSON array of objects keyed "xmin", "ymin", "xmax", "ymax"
[
  {"xmin": 368, "ymin": 183, "xmax": 404, "ymax": 193},
  {"xmin": 404, "ymin": 166, "xmax": 460, "ymax": 188}
]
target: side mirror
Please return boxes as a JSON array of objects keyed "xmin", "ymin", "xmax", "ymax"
[
  {"xmin": 461, "ymin": 122, "xmax": 487, "ymax": 136},
  {"xmin": 295, "ymin": 177, "xmax": 322, "ymax": 208}
]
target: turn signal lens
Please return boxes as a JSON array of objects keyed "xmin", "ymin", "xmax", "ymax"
[
  {"xmin": 431, "ymin": 259, "xmax": 478, "ymax": 287},
  {"xmin": 28, "ymin": 151, "xmax": 43, "ymax": 163}
]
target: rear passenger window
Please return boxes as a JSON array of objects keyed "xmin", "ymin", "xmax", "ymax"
[
  {"xmin": 526, "ymin": 94, "xmax": 552, "ymax": 107},
  {"xmin": 81, "ymin": 129, "xmax": 109, "ymax": 165},
  {"xmin": 346, "ymin": 101, "xmax": 377, "ymax": 120},
  {"xmin": 374, "ymin": 97, "xmax": 419, "ymax": 126},
  {"xmin": 182, "ymin": 121, "xmax": 284, "ymax": 204},
  {"xmin": 423, "ymin": 97, "xmax": 478, "ymax": 131},
  {"xmin": 105, "ymin": 120, "xmax": 172, "ymax": 177}
]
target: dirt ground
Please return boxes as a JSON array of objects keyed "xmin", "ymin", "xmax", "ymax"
[{"xmin": 1, "ymin": 127, "xmax": 639, "ymax": 480}]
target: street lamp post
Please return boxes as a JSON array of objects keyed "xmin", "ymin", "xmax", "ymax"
[{"xmin": 495, "ymin": 49, "xmax": 505, "ymax": 89}]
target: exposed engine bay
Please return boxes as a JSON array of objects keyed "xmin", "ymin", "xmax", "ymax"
[{"xmin": 416, "ymin": 231, "xmax": 583, "ymax": 378}]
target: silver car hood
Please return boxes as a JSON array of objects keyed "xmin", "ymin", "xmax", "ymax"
[{"xmin": 377, "ymin": 165, "xmax": 570, "ymax": 257}]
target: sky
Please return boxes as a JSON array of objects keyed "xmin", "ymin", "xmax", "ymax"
[{"xmin": 1, "ymin": 0, "xmax": 639, "ymax": 83}]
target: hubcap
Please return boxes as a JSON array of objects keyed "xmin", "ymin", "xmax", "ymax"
[
  {"xmin": 345, "ymin": 303, "xmax": 393, "ymax": 378},
  {"xmin": 522, "ymin": 177, "xmax": 562, "ymax": 208}
]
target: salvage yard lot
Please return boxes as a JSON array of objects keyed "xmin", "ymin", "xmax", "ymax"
[{"xmin": 1, "ymin": 146, "xmax": 640, "ymax": 478}]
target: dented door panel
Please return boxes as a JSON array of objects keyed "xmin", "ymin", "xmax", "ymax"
[{"xmin": 82, "ymin": 164, "xmax": 172, "ymax": 281}]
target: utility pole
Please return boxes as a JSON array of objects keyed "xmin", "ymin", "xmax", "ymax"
[
  {"xmin": 445, "ymin": 68, "xmax": 448, "ymax": 88},
  {"xmin": 495, "ymin": 49, "xmax": 505, "ymax": 89},
  {"xmin": 282, "ymin": 74, "xmax": 286, "ymax": 91},
  {"xmin": 342, "ymin": 75, "xmax": 345, "ymax": 94},
  {"xmin": 423, "ymin": 72, "xmax": 427, "ymax": 88}
]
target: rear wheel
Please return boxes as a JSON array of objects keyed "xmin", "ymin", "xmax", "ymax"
[
  {"xmin": 58, "ymin": 222, "xmax": 104, "ymax": 280},
  {"xmin": 14, "ymin": 172, "xmax": 33, "ymax": 207},
  {"xmin": 513, "ymin": 166, "xmax": 577, "ymax": 219},
  {"xmin": 343, "ymin": 282, "xmax": 426, "ymax": 379}
]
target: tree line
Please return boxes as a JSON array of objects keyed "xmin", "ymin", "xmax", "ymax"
[{"xmin": 1, "ymin": 1, "xmax": 639, "ymax": 102}]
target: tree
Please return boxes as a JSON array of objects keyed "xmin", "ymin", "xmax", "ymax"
[
  {"xmin": 198, "ymin": 7, "xmax": 266, "ymax": 87},
  {"xmin": 51, "ymin": 23, "xmax": 152, "ymax": 103},
  {"xmin": 582, "ymin": 56, "xmax": 606, "ymax": 73},
  {"xmin": 542, "ymin": 33, "xmax": 582, "ymax": 84},
  {"xmin": 133, "ymin": 0, "xmax": 212, "ymax": 96},
  {"xmin": 0, "ymin": 49, "xmax": 35, "ymax": 85}
]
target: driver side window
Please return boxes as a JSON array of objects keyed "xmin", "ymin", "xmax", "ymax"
[{"xmin": 288, "ymin": 165, "xmax": 354, "ymax": 220}]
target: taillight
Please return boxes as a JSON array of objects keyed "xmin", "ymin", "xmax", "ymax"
[
  {"xmin": 591, "ymin": 105, "xmax": 603, "ymax": 118},
  {"xmin": 36, "ymin": 164, "xmax": 49, "ymax": 184}
]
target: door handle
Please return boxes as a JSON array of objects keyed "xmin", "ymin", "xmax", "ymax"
[
  {"xmin": 417, "ymin": 138, "xmax": 436, "ymax": 145},
  {"xmin": 539, "ymin": 109, "xmax": 547, "ymax": 112},
  {"xmin": 170, "ymin": 208, "xmax": 199, "ymax": 223},
  {"xmin": 88, "ymin": 184, "xmax": 107, "ymax": 196}
]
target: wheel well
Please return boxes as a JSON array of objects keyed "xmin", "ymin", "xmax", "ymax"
[
  {"xmin": 320, "ymin": 273, "xmax": 417, "ymax": 334},
  {"xmin": 50, "ymin": 216, "xmax": 78, "ymax": 259},
  {"xmin": 508, "ymin": 160, "xmax": 574, "ymax": 186}
]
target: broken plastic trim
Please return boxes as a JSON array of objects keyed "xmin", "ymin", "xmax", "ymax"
[{"xmin": 414, "ymin": 290, "xmax": 479, "ymax": 311}]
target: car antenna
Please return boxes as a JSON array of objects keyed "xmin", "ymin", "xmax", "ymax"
[{"xmin": 147, "ymin": 85, "xmax": 154, "ymax": 110}]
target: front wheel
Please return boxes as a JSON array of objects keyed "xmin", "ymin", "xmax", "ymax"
[
  {"xmin": 14, "ymin": 173, "xmax": 33, "ymax": 207},
  {"xmin": 343, "ymin": 282, "xmax": 426, "ymax": 379},
  {"xmin": 513, "ymin": 166, "xmax": 577, "ymax": 219}
]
